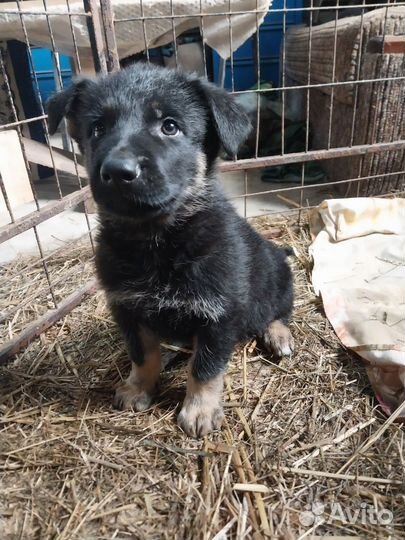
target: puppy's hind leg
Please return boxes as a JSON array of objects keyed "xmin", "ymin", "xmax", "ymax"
[
  {"xmin": 113, "ymin": 325, "xmax": 161, "ymax": 412},
  {"xmin": 261, "ymin": 319, "xmax": 294, "ymax": 358}
]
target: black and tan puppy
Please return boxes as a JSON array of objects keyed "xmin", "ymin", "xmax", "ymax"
[{"xmin": 47, "ymin": 64, "xmax": 294, "ymax": 437}]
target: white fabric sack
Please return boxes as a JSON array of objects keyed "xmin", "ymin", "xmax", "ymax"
[
  {"xmin": 0, "ymin": 0, "xmax": 272, "ymax": 60},
  {"xmin": 309, "ymin": 198, "xmax": 405, "ymax": 419}
]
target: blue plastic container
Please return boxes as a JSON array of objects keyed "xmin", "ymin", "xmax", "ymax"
[
  {"xmin": 29, "ymin": 48, "xmax": 72, "ymax": 103},
  {"xmin": 212, "ymin": 0, "xmax": 304, "ymax": 90}
]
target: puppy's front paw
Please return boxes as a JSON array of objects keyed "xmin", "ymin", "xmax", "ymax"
[
  {"xmin": 272, "ymin": 330, "xmax": 294, "ymax": 357},
  {"xmin": 113, "ymin": 382, "xmax": 153, "ymax": 412},
  {"xmin": 178, "ymin": 400, "xmax": 224, "ymax": 438},
  {"xmin": 263, "ymin": 320, "xmax": 294, "ymax": 357}
]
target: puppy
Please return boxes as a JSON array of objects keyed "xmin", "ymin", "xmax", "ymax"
[{"xmin": 47, "ymin": 64, "xmax": 294, "ymax": 438}]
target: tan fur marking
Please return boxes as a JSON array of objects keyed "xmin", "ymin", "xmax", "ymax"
[
  {"xmin": 151, "ymin": 101, "xmax": 163, "ymax": 118},
  {"xmin": 114, "ymin": 327, "xmax": 161, "ymax": 411},
  {"xmin": 178, "ymin": 343, "xmax": 224, "ymax": 438},
  {"xmin": 175, "ymin": 151, "xmax": 210, "ymax": 222},
  {"xmin": 195, "ymin": 151, "xmax": 207, "ymax": 185},
  {"xmin": 264, "ymin": 320, "xmax": 294, "ymax": 357}
]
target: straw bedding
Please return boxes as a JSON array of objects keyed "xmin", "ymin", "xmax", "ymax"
[{"xmin": 0, "ymin": 215, "xmax": 404, "ymax": 540}]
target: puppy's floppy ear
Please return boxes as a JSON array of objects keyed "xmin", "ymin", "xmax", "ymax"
[
  {"xmin": 46, "ymin": 78, "xmax": 94, "ymax": 139},
  {"xmin": 194, "ymin": 79, "xmax": 252, "ymax": 156}
]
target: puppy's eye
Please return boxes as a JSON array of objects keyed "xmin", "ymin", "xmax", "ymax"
[
  {"xmin": 92, "ymin": 121, "xmax": 105, "ymax": 139},
  {"xmin": 161, "ymin": 118, "xmax": 179, "ymax": 136}
]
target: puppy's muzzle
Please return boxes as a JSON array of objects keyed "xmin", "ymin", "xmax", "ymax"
[
  {"xmin": 99, "ymin": 152, "xmax": 173, "ymax": 211},
  {"xmin": 101, "ymin": 156, "xmax": 145, "ymax": 186}
]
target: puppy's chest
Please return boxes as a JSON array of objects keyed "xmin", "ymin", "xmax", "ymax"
[{"xmin": 105, "ymin": 247, "xmax": 226, "ymax": 323}]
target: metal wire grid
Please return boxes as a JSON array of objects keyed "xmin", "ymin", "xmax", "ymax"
[
  {"xmin": 0, "ymin": 0, "xmax": 404, "ymax": 360},
  {"xmin": 0, "ymin": 0, "xmax": 102, "ymax": 359}
]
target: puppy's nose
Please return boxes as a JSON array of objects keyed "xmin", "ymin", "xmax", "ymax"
[{"xmin": 100, "ymin": 157, "xmax": 142, "ymax": 185}]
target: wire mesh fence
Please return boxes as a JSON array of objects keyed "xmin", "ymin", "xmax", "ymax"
[{"xmin": 0, "ymin": 0, "xmax": 404, "ymax": 360}]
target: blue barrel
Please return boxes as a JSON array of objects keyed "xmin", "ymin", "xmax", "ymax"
[
  {"xmin": 213, "ymin": 0, "xmax": 304, "ymax": 90},
  {"xmin": 30, "ymin": 47, "xmax": 73, "ymax": 103}
]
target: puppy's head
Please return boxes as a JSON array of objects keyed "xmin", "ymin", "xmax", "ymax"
[{"xmin": 47, "ymin": 64, "xmax": 251, "ymax": 221}]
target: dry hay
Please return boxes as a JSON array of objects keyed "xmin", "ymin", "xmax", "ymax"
[
  {"xmin": 0, "ymin": 234, "xmax": 95, "ymax": 339},
  {"xmin": 0, "ymin": 215, "xmax": 404, "ymax": 540}
]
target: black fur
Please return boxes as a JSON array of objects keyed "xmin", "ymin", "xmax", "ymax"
[{"xmin": 47, "ymin": 63, "xmax": 293, "ymax": 394}]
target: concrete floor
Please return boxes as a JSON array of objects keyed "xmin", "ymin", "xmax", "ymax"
[
  {"xmin": 221, "ymin": 168, "xmax": 330, "ymax": 217},
  {"xmin": 0, "ymin": 167, "xmax": 331, "ymax": 264}
]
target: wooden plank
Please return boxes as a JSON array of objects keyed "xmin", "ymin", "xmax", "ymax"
[
  {"xmin": 0, "ymin": 131, "xmax": 34, "ymax": 220},
  {"xmin": 22, "ymin": 137, "xmax": 87, "ymax": 178},
  {"xmin": 100, "ymin": 0, "xmax": 120, "ymax": 72}
]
